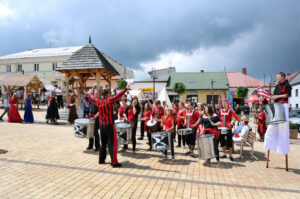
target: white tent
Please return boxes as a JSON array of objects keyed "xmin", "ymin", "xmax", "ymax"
[{"xmin": 158, "ymin": 87, "xmax": 172, "ymax": 107}]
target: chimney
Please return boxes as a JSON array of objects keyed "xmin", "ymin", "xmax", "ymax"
[
  {"xmin": 200, "ymin": 70, "xmax": 204, "ymax": 72},
  {"xmin": 242, "ymin": 68, "xmax": 247, "ymax": 75}
]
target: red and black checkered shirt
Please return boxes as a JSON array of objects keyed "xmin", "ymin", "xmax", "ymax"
[{"xmin": 97, "ymin": 89, "xmax": 127, "ymax": 126}]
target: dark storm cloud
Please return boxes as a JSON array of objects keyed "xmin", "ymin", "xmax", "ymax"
[{"xmin": 0, "ymin": 0, "xmax": 299, "ymax": 79}]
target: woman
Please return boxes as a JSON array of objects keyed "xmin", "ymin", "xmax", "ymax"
[
  {"xmin": 143, "ymin": 103, "xmax": 153, "ymax": 150},
  {"xmin": 176, "ymin": 102, "xmax": 186, "ymax": 148},
  {"xmin": 7, "ymin": 93, "xmax": 23, "ymax": 123},
  {"xmin": 200, "ymin": 105, "xmax": 222, "ymax": 164},
  {"xmin": 46, "ymin": 91, "xmax": 60, "ymax": 124},
  {"xmin": 124, "ymin": 97, "xmax": 141, "ymax": 152},
  {"xmin": 24, "ymin": 93, "xmax": 34, "ymax": 123},
  {"xmin": 233, "ymin": 117, "xmax": 249, "ymax": 142},
  {"xmin": 67, "ymin": 95, "xmax": 78, "ymax": 124},
  {"xmin": 161, "ymin": 108, "xmax": 175, "ymax": 161}
]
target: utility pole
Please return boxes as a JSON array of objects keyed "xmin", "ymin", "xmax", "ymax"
[{"xmin": 211, "ymin": 79, "xmax": 216, "ymax": 104}]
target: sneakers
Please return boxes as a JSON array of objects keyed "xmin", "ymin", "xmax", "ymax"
[
  {"xmin": 185, "ymin": 151, "xmax": 193, "ymax": 155},
  {"xmin": 137, "ymin": 137, "xmax": 143, "ymax": 140},
  {"xmin": 99, "ymin": 161, "xmax": 105, "ymax": 164},
  {"xmin": 204, "ymin": 159, "xmax": 211, "ymax": 164},
  {"xmin": 220, "ymin": 155, "xmax": 227, "ymax": 159},
  {"xmin": 111, "ymin": 163, "xmax": 122, "ymax": 168},
  {"xmin": 172, "ymin": 156, "xmax": 175, "ymax": 161},
  {"xmin": 229, "ymin": 156, "xmax": 234, "ymax": 161}
]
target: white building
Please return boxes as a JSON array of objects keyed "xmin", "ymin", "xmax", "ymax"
[
  {"xmin": 289, "ymin": 71, "xmax": 300, "ymax": 109},
  {"xmin": 0, "ymin": 45, "xmax": 133, "ymax": 88}
]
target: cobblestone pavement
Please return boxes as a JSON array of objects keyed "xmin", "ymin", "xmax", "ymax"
[{"xmin": 0, "ymin": 107, "xmax": 300, "ymax": 199}]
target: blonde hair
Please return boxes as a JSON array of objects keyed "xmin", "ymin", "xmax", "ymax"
[{"xmin": 164, "ymin": 107, "xmax": 171, "ymax": 117}]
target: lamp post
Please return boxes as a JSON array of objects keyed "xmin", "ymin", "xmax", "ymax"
[
  {"xmin": 152, "ymin": 67, "xmax": 157, "ymax": 100},
  {"xmin": 211, "ymin": 79, "xmax": 216, "ymax": 104}
]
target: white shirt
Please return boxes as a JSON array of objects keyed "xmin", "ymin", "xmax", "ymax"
[
  {"xmin": 240, "ymin": 126, "xmax": 249, "ymax": 141},
  {"xmin": 3, "ymin": 98, "xmax": 10, "ymax": 108}
]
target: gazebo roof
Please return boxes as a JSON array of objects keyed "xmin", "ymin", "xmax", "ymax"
[
  {"xmin": 56, "ymin": 43, "xmax": 119, "ymax": 75},
  {"xmin": 0, "ymin": 74, "xmax": 43, "ymax": 87}
]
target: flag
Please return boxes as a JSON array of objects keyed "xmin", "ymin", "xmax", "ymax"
[
  {"xmin": 257, "ymin": 85, "xmax": 271, "ymax": 101},
  {"xmin": 218, "ymin": 91, "xmax": 223, "ymax": 108},
  {"xmin": 228, "ymin": 90, "xmax": 234, "ymax": 109}
]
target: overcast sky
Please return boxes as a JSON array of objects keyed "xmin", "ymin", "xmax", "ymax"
[{"xmin": 0, "ymin": 0, "xmax": 299, "ymax": 81}]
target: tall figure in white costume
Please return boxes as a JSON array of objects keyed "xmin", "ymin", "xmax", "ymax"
[{"xmin": 264, "ymin": 72, "xmax": 292, "ymax": 171}]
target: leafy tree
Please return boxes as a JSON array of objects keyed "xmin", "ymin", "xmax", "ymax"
[
  {"xmin": 236, "ymin": 86, "xmax": 249, "ymax": 98},
  {"xmin": 173, "ymin": 82, "xmax": 186, "ymax": 95},
  {"xmin": 118, "ymin": 79, "xmax": 128, "ymax": 89}
]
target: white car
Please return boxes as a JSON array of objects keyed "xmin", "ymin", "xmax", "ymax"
[{"xmin": 289, "ymin": 110, "xmax": 300, "ymax": 132}]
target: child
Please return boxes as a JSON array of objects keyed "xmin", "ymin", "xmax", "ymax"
[
  {"xmin": 233, "ymin": 116, "xmax": 249, "ymax": 142},
  {"xmin": 161, "ymin": 108, "xmax": 175, "ymax": 161}
]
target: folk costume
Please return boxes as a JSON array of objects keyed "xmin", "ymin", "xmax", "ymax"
[
  {"xmin": 24, "ymin": 97, "xmax": 34, "ymax": 123},
  {"xmin": 7, "ymin": 97, "xmax": 23, "ymax": 123}
]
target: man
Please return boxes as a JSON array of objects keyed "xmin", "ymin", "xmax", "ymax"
[
  {"xmin": 138, "ymin": 95, "xmax": 153, "ymax": 140},
  {"xmin": 242, "ymin": 103, "xmax": 250, "ymax": 118},
  {"xmin": 93, "ymin": 82, "xmax": 132, "ymax": 168},
  {"xmin": 184, "ymin": 101, "xmax": 200, "ymax": 155},
  {"xmin": 56, "ymin": 86, "xmax": 64, "ymax": 109},
  {"xmin": 84, "ymin": 90, "xmax": 100, "ymax": 151},
  {"xmin": 219, "ymin": 99, "xmax": 241, "ymax": 161},
  {"xmin": 0, "ymin": 91, "xmax": 10, "ymax": 121},
  {"xmin": 264, "ymin": 72, "xmax": 291, "ymax": 162},
  {"xmin": 234, "ymin": 104, "xmax": 242, "ymax": 127}
]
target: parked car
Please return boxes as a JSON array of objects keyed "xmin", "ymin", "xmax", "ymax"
[{"xmin": 289, "ymin": 109, "xmax": 300, "ymax": 132}]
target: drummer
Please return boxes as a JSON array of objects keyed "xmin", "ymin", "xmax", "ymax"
[
  {"xmin": 219, "ymin": 99, "xmax": 241, "ymax": 161},
  {"xmin": 264, "ymin": 72, "xmax": 292, "ymax": 155},
  {"xmin": 150, "ymin": 100, "xmax": 165, "ymax": 132},
  {"xmin": 176, "ymin": 102, "xmax": 187, "ymax": 148},
  {"xmin": 161, "ymin": 107, "xmax": 175, "ymax": 161},
  {"xmin": 200, "ymin": 105, "xmax": 222, "ymax": 164},
  {"xmin": 142, "ymin": 103, "xmax": 153, "ymax": 150},
  {"xmin": 184, "ymin": 101, "xmax": 201, "ymax": 156}
]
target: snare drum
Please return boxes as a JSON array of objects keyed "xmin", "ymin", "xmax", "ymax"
[
  {"xmin": 151, "ymin": 131, "xmax": 171, "ymax": 151},
  {"xmin": 74, "ymin": 119, "xmax": 94, "ymax": 138},
  {"xmin": 115, "ymin": 122, "xmax": 132, "ymax": 145},
  {"xmin": 218, "ymin": 127, "xmax": 229, "ymax": 135},
  {"xmin": 177, "ymin": 128, "xmax": 193, "ymax": 135},
  {"xmin": 197, "ymin": 134, "xmax": 216, "ymax": 160},
  {"xmin": 264, "ymin": 103, "xmax": 286, "ymax": 124},
  {"xmin": 147, "ymin": 120, "xmax": 158, "ymax": 132}
]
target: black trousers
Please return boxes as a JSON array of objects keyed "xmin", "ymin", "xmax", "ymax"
[
  {"xmin": 57, "ymin": 95, "xmax": 64, "ymax": 109},
  {"xmin": 219, "ymin": 129, "xmax": 233, "ymax": 148},
  {"xmin": 124, "ymin": 120, "xmax": 138, "ymax": 151},
  {"xmin": 83, "ymin": 110, "xmax": 90, "ymax": 119},
  {"xmin": 88, "ymin": 118, "xmax": 100, "ymax": 149},
  {"xmin": 164, "ymin": 133, "xmax": 175, "ymax": 157},
  {"xmin": 0, "ymin": 107, "xmax": 9, "ymax": 119},
  {"xmin": 140, "ymin": 120, "xmax": 145, "ymax": 138},
  {"xmin": 99, "ymin": 124, "xmax": 118, "ymax": 164},
  {"xmin": 177, "ymin": 125, "xmax": 186, "ymax": 147}
]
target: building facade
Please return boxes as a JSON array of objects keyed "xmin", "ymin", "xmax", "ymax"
[
  {"xmin": 0, "ymin": 46, "xmax": 133, "ymax": 88},
  {"xmin": 289, "ymin": 71, "xmax": 300, "ymax": 109}
]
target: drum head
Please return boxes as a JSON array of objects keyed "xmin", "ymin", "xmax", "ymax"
[
  {"xmin": 116, "ymin": 122, "xmax": 132, "ymax": 129},
  {"xmin": 147, "ymin": 120, "xmax": 157, "ymax": 127},
  {"xmin": 115, "ymin": 119, "xmax": 124, "ymax": 124},
  {"xmin": 75, "ymin": 119, "xmax": 90, "ymax": 124},
  {"xmin": 199, "ymin": 134, "xmax": 215, "ymax": 138}
]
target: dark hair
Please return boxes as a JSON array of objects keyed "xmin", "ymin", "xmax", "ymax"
[
  {"xmin": 244, "ymin": 120, "xmax": 249, "ymax": 125},
  {"xmin": 102, "ymin": 89, "xmax": 111, "ymax": 97},
  {"xmin": 277, "ymin": 72, "xmax": 286, "ymax": 79},
  {"xmin": 211, "ymin": 105, "xmax": 217, "ymax": 114},
  {"xmin": 206, "ymin": 105, "xmax": 214, "ymax": 116},
  {"xmin": 155, "ymin": 100, "xmax": 161, "ymax": 105}
]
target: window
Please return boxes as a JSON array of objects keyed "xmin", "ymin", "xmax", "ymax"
[
  {"xmin": 296, "ymin": 104, "xmax": 299, "ymax": 109},
  {"xmin": 206, "ymin": 95, "xmax": 218, "ymax": 104},
  {"xmin": 34, "ymin": 64, "xmax": 39, "ymax": 71},
  {"xmin": 6, "ymin": 65, "xmax": 11, "ymax": 72},
  {"xmin": 52, "ymin": 63, "xmax": 57, "ymax": 70},
  {"xmin": 17, "ymin": 64, "xmax": 22, "ymax": 72},
  {"xmin": 296, "ymin": 89, "xmax": 298, "ymax": 97}
]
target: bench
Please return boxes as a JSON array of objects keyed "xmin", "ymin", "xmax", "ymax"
[{"xmin": 234, "ymin": 131, "xmax": 255, "ymax": 159}]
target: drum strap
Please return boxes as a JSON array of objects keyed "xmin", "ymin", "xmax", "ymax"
[
  {"xmin": 221, "ymin": 109, "xmax": 231, "ymax": 127},
  {"xmin": 186, "ymin": 110, "xmax": 195, "ymax": 128}
]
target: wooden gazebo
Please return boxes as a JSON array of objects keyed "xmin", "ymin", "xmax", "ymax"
[
  {"xmin": 0, "ymin": 74, "xmax": 44, "ymax": 108},
  {"xmin": 56, "ymin": 38, "xmax": 120, "ymax": 103}
]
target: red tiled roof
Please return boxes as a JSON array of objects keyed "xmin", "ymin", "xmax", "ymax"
[
  {"xmin": 286, "ymin": 71, "xmax": 300, "ymax": 82},
  {"xmin": 226, "ymin": 72, "xmax": 270, "ymax": 88}
]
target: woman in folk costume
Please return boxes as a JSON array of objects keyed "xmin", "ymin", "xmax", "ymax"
[
  {"xmin": 256, "ymin": 108, "xmax": 266, "ymax": 142},
  {"xmin": 67, "ymin": 95, "xmax": 78, "ymax": 124},
  {"xmin": 184, "ymin": 101, "xmax": 201, "ymax": 156},
  {"xmin": 264, "ymin": 72, "xmax": 292, "ymax": 171},
  {"xmin": 24, "ymin": 93, "xmax": 34, "ymax": 123},
  {"xmin": 7, "ymin": 93, "xmax": 23, "ymax": 123},
  {"xmin": 161, "ymin": 107, "xmax": 175, "ymax": 161},
  {"xmin": 199, "ymin": 105, "xmax": 222, "ymax": 164},
  {"xmin": 46, "ymin": 91, "xmax": 60, "ymax": 124},
  {"xmin": 176, "ymin": 102, "xmax": 187, "ymax": 148}
]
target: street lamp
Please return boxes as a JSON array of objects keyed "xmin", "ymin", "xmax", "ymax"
[
  {"xmin": 211, "ymin": 79, "xmax": 216, "ymax": 104},
  {"xmin": 151, "ymin": 67, "xmax": 157, "ymax": 100}
]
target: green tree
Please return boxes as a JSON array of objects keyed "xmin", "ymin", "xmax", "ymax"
[
  {"xmin": 236, "ymin": 86, "xmax": 249, "ymax": 98},
  {"xmin": 118, "ymin": 79, "xmax": 128, "ymax": 89},
  {"xmin": 173, "ymin": 82, "xmax": 186, "ymax": 95}
]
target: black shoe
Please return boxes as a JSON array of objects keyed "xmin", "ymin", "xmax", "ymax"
[
  {"xmin": 94, "ymin": 148, "xmax": 99, "ymax": 152},
  {"xmin": 220, "ymin": 155, "xmax": 227, "ymax": 159},
  {"xmin": 138, "ymin": 137, "xmax": 143, "ymax": 140},
  {"xmin": 185, "ymin": 151, "xmax": 192, "ymax": 155},
  {"xmin": 111, "ymin": 163, "xmax": 122, "ymax": 168},
  {"xmin": 123, "ymin": 145, "xmax": 128, "ymax": 150},
  {"xmin": 229, "ymin": 156, "xmax": 234, "ymax": 161},
  {"xmin": 176, "ymin": 145, "xmax": 181, "ymax": 148},
  {"xmin": 147, "ymin": 148, "xmax": 152, "ymax": 151},
  {"xmin": 146, "ymin": 142, "xmax": 149, "ymax": 145},
  {"xmin": 99, "ymin": 161, "xmax": 105, "ymax": 164},
  {"xmin": 0, "ymin": 118, "xmax": 3, "ymax": 121},
  {"xmin": 86, "ymin": 147, "xmax": 93, "ymax": 150}
]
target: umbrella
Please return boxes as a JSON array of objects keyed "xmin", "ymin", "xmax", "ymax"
[{"xmin": 245, "ymin": 95, "xmax": 260, "ymax": 103}]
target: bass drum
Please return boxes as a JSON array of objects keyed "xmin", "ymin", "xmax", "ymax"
[
  {"xmin": 147, "ymin": 120, "xmax": 158, "ymax": 132},
  {"xmin": 264, "ymin": 103, "xmax": 286, "ymax": 124},
  {"xmin": 151, "ymin": 131, "xmax": 171, "ymax": 151}
]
